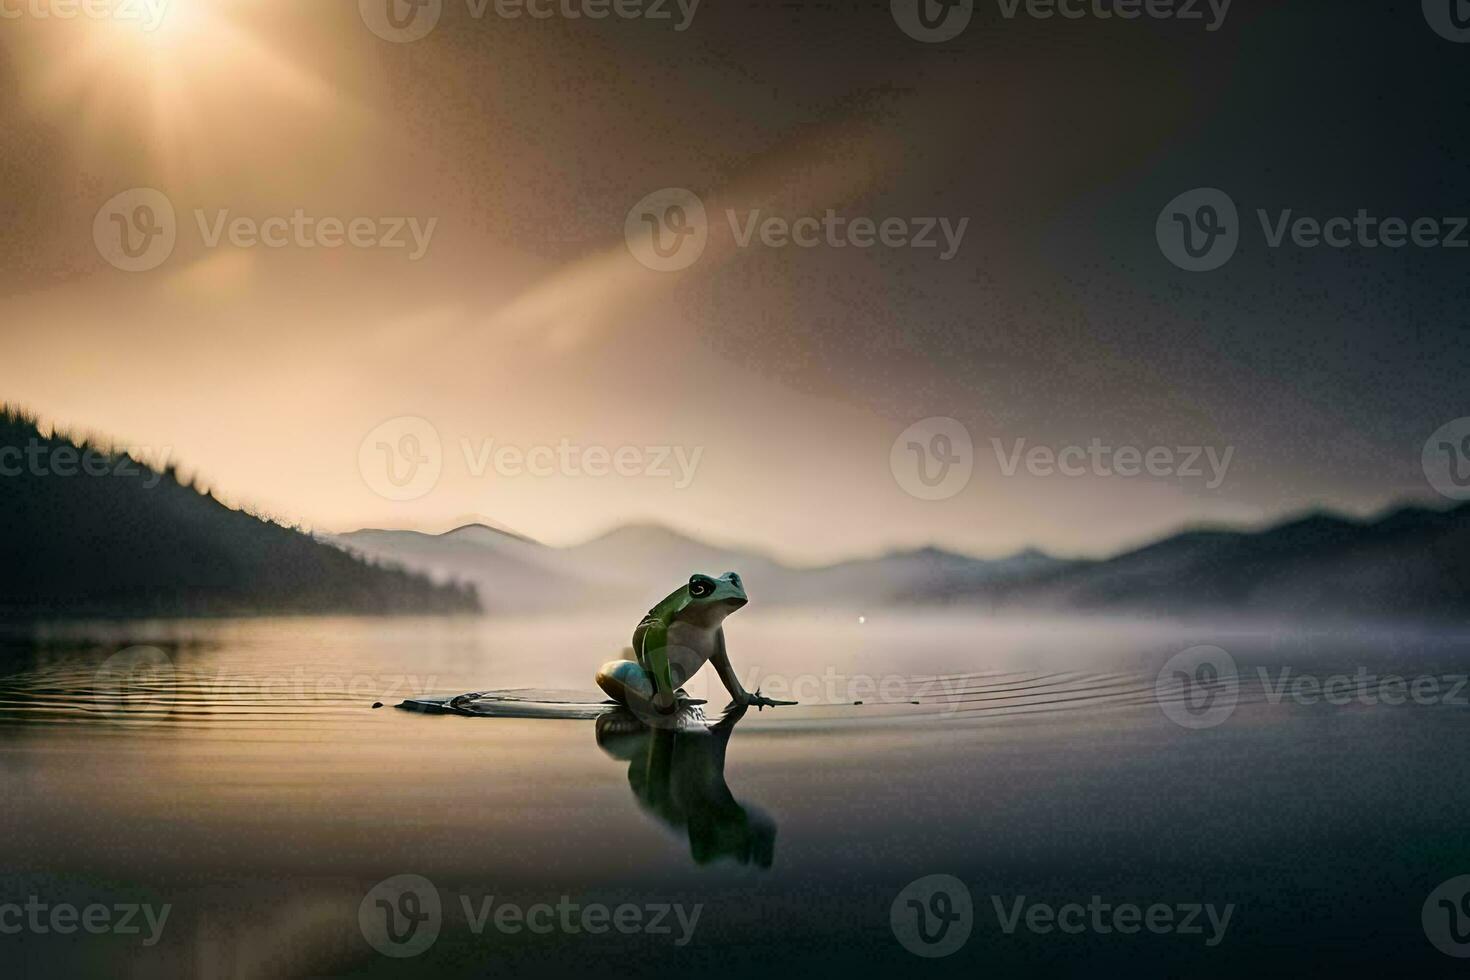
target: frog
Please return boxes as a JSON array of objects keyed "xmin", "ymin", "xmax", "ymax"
[{"xmin": 595, "ymin": 572, "xmax": 795, "ymax": 716}]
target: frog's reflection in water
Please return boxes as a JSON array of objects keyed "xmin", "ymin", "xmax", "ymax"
[{"xmin": 595, "ymin": 702, "xmax": 776, "ymax": 869}]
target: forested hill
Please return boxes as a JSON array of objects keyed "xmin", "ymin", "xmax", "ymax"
[{"xmin": 0, "ymin": 408, "xmax": 479, "ymax": 619}]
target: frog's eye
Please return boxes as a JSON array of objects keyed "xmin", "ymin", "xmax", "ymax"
[{"xmin": 689, "ymin": 577, "xmax": 713, "ymax": 598}]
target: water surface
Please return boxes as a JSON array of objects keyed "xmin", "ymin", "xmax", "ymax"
[{"xmin": 2, "ymin": 613, "xmax": 1468, "ymax": 977}]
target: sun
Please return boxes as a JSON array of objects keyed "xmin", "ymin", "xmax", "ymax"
[{"xmin": 11, "ymin": 0, "xmax": 337, "ymax": 177}]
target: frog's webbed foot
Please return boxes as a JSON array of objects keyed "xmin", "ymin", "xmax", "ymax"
[{"xmin": 745, "ymin": 688, "xmax": 798, "ymax": 711}]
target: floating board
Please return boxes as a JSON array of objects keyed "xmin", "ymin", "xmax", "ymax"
[
  {"xmin": 397, "ymin": 688, "xmax": 618, "ymax": 720},
  {"xmin": 396, "ymin": 688, "xmax": 722, "ymax": 730}
]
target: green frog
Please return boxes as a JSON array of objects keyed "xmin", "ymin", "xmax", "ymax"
[{"xmin": 595, "ymin": 572, "xmax": 794, "ymax": 715}]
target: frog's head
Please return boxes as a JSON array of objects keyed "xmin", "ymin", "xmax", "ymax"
[{"xmin": 674, "ymin": 571, "xmax": 748, "ymax": 628}]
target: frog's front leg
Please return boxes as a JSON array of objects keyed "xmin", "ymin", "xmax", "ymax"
[{"xmin": 710, "ymin": 629, "xmax": 797, "ymax": 710}]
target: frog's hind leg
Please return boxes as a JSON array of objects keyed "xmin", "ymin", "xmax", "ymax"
[{"xmin": 596, "ymin": 660, "xmax": 654, "ymax": 706}]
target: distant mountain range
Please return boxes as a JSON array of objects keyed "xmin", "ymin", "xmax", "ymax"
[
  {"xmin": 0, "ymin": 408, "xmax": 479, "ymax": 620},
  {"xmin": 331, "ymin": 521, "xmax": 1071, "ymax": 614},
  {"xmin": 333, "ymin": 503, "xmax": 1470, "ymax": 622},
  {"xmin": 940, "ymin": 504, "xmax": 1470, "ymax": 621},
  {"xmin": 329, "ymin": 523, "xmax": 918, "ymax": 613}
]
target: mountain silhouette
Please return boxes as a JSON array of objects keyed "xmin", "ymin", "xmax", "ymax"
[
  {"xmin": 337, "ymin": 504, "xmax": 1470, "ymax": 623},
  {"xmin": 921, "ymin": 504, "xmax": 1470, "ymax": 621},
  {"xmin": 333, "ymin": 523, "xmax": 582, "ymax": 613},
  {"xmin": 332, "ymin": 521, "xmax": 1068, "ymax": 612},
  {"xmin": 0, "ymin": 408, "xmax": 479, "ymax": 619}
]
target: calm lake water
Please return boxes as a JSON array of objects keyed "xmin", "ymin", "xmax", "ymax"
[{"xmin": 2, "ymin": 613, "xmax": 1470, "ymax": 977}]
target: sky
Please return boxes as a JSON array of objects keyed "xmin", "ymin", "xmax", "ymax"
[{"xmin": 1, "ymin": 0, "xmax": 1467, "ymax": 564}]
